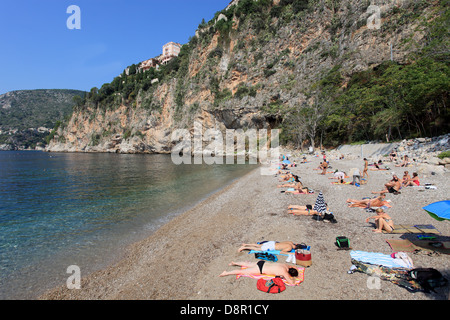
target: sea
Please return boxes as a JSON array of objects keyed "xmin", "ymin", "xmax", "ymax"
[{"xmin": 0, "ymin": 151, "xmax": 257, "ymax": 299}]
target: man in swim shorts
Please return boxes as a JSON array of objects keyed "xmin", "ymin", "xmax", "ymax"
[
  {"xmin": 372, "ymin": 174, "xmax": 402, "ymax": 195},
  {"xmin": 238, "ymin": 241, "xmax": 299, "ymax": 255}
]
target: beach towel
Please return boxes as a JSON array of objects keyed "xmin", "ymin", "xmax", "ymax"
[
  {"xmin": 386, "ymin": 239, "xmax": 450, "ymax": 255},
  {"xmin": 383, "ymin": 224, "xmax": 441, "ymax": 234},
  {"xmin": 236, "ymin": 265, "xmax": 305, "ymax": 286},
  {"xmin": 332, "ymin": 181, "xmax": 352, "ymax": 185},
  {"xmin": 350, "ymin": 250, "xmax": 412, "ymax": 269},
  {"xmin": 350, "ymin": 259, "xmax": 423, "ymax": 292}
]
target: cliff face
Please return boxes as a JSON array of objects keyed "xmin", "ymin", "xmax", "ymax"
[{"xmin": 46, "ymin": 0, "xmax": 441, "ymax": 153}]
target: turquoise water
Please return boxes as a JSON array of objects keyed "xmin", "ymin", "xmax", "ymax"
[{"xmin": 0, "ymin": 151, "xmax": 256, "ymax": 299}]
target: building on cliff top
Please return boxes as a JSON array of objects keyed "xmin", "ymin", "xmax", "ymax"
[
  {"xmin": 159, "ymin": 42, "xmax": 182, "ymax": 65},
  {"xmin": 136, "ymin": 42, "xmax": 182, "ymax": 73}
]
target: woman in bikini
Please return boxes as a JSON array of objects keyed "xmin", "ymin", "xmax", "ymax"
[
  {"xmin": 365, "ymin": 208, "xmax": 394, "ymax": 233},
  {"xmin": 277, "ymin": 175, "xmax": 301, "ymax": 188},
  {"xmin": 401, "ymin": 171, "xmax": 411, "ymax": 187},
  {"xmin": 287, "ymin": 203, "xmax": 329, "ymax": 216},
  {"xmin": 403, "ymin": 172, "xmax": 420, "ymax": 186},
  {"xmin": 219, "ymin": 261, "xmax": 299, "ymax": 285},
  {"xmin": 283, "ymin": 179, "xmax": 309, "ymax": 194}
]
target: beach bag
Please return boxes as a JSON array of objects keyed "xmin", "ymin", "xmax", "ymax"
[
  {"xmin": 254, "ymin": 252, "xmax": 278, "ymax": 262},
  {"xmin": 256, "ymin": 277, "xmax": 286, "ymax": 294},
  {"xmin": 408, "ymin": 268, "xmax": 448, "ymax": 293},
  {"xmin": 295, "ymin": 249, "xmax": 312, "ymax": 267},
  {"xmin": 323, "ymin": 212, "xmax": 337, "ymax": 223},
  {"xmin": 336, "ymin": 236, "xmax": 350, "ymax": 249}
]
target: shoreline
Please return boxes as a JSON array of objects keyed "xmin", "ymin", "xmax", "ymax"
[
  {"xmin": 39, "ymin": 167, "xmax": 262, "ymax": 300},
  {"xmin": 39, "ymin": 156, "xmax": 449, "ymax": 300}
]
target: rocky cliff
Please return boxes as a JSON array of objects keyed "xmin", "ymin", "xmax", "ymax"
[{"xmin": 46, "ymin": 0, "xmax": 447, "ymax": 154}]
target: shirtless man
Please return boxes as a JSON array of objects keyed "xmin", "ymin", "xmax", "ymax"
[
  {"xmin": 372, "ymin": 174, "xmax": 402, "ymax": 195},
  {"xmin": 238, "ymin": 241, "xmax": 299, "ymax": 255},
  {"xmin": 219, "ymin": 261, "xmax": 299, "ymax": 285}
]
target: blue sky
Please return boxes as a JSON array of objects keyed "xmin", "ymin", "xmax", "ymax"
[{"xmin": 0, "ymin": 0, "xmax": 231, "ymax": 95}]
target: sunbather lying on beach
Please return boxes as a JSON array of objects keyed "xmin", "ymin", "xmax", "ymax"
[
  {"xmin": 278, "ymin": 175, "xmax": 301, "ymax": 188},
  {"xmin": 283, "ymin": 183, "xmax": 309, "ymax": 194},
  {"xmin": 287, "ymin": 203, "xmax": 329, "ymax": 216},
  {"xmin": 219, "ymin": 261, "xmax": 298, "ymax": 285},
  {"xmin": 238, "ymin": 241, "xmax": 299, "ymax": 254},
  {"xmin": 347, "ymin": 194, "xmax": 389, "ymax": 208},
  {"xmin": 369, "ymin": 162, "xmax": 389, "ymax": 171},
  {"xmin": 372, "ymin": 174, "xmax": 401, "ymax": 195},
  {"xmin": 278, "ymin": 172, "xmax": 293, "ymax": 181},
  {"xmin": 365, "ymin": 208, "xmax": 394, "ymax": 233}
]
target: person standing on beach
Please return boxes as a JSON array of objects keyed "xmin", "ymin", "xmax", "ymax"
[
  {"xmin": 349, "ymin": 168, "xmax": 361, "ymax": 185},
  {"xmin": 362, "ymin": 158, "xmax": 369, "ymax": 181},
  {"xmin": 321, "ymin": 161, "xmax": 328, "ymax": 175}
]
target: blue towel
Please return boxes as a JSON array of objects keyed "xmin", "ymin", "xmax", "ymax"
[{"xmin": 350, "ymin": 250, "xmax": 407, "ymax": 269}]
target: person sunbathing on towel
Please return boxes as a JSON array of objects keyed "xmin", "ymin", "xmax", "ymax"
[
  {"xmin": 365, "ymin": 208, "xmax": 394, "ymax": 233},
  {"xmin": 238, "ymin": 241, "xmax": 300, "ymax": 254},
  {"xmin": 278, "ymin": 172, "xmax": 293, "ymax": 180},
  {"xmin": 284, "ymin": 182, "xmax": 309, "ymax": 194},
  {"xmin": 287, "ymin": 203, "xmax": 329, "ymax": 216},
  {"xmin": 219, "ymin": 261, "xmax": 298, "ymax": 285},
  {"xmin": 347, "ymin": 194, "xmax": 388, "ymax": 208},
  {"xmin": 278, "ymin": 175, "xmax": 301, "ymax": 188}
]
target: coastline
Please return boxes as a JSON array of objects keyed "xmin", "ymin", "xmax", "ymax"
[{"xmin": 39, "ymin": 156, "xmax": 450, "ymax": 300}]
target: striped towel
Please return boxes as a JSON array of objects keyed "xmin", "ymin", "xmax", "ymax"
[{"xmin": 236, "ymin": 266, "xmax": 305, "ymax": 286}]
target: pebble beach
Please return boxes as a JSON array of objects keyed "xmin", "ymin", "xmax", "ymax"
[{"xmin": 39, "ymin": 149, "xmax": 450, "ymax": 301}]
